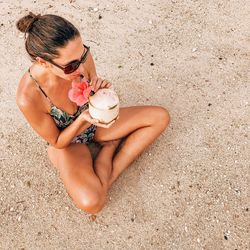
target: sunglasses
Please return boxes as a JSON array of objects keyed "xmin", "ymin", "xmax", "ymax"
[{"xmin": 49, "ymin": 44, "xmax": 90, "ymax": 74}]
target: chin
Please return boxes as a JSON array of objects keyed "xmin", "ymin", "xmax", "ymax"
[
  {"xmin": 69, "ymin": 74, "xmax": 81, "ymax": 80},
  {"xmin": 67, "ymin": 76, "xmax": 77, "ymax": 81},
  {"xmin": 60, "ymin": 74, "xmax": 75, "ymax": 81}
]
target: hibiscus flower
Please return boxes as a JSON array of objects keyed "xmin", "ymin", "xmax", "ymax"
[{"xmin": 68, "ymin": 77, "xmax": 92, "ymax": 106}]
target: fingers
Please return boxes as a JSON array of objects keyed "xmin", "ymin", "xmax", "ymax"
[
  {"xmin": 95, "ymin": 78, "xmax": 103, "ymax": 92},
  {"xmin": 92, "ymin": 118, "xmax": 116, "ymax": 128},
  {"xmin": 106, "ymin": 80, "xmax": 112, "ymax": 88},
  {"xmin": 91, "ymin": 118, "xmax": 100, "ymax": 125},
  {"xmin": 81, "ymin": 105, "xmax": 117, "ymax": 128},
  {"xmin": 89, "ymin": 76, "xmax": 97, "ymax": 91},
  {"xmin": 101, "ymin": 80, "xmax": 112, "ymax": 89},
  {"xmin": 88, "ymin": 118, "xmax": 101, "ymax": 126},
  {"xmin": 90, "ymin": 77, "xmax": 102, "ymax": 92},
  {"xmin": 97, "ymin": 119, "xmax": 116, "ymax": 128},
  {"xmin": 105, "ymin": 119, "xmax": 116, "ymax": 127},
  {"xmin": 90, "ymin": 76, "xmax": 112, "ymax": 92}
]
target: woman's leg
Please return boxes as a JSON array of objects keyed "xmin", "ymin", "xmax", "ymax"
[
  {"xmin": 93, "ymin": 106, "xmax": 170, "ymax": 187},
  {"xmin": 47, "ymin": 106, "xmax": 170, "ymax": 214},
  {"xmin": 93, "ymin": 139, "xmax": 121, "ymax": 189},
  {"xmin": 47, "ymin": 143, "xmax": 111, "ymax": 214}
]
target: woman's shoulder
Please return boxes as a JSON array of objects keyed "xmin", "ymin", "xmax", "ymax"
[
  {"xmin": 16, "ymin": 70, "xmax": 46, "ymax": 113},
  {"xmin": 16, "ymin": 71, "xmax": 33, "ymax": 104}
]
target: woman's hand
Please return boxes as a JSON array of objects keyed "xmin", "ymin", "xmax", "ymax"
[
  {"xmin": 79, "ymin": 109, "xmax": 116, "ymax": 128},
  {"xmin": 90, "ymin": 76, "xmax": 112, "ymax": 92}
]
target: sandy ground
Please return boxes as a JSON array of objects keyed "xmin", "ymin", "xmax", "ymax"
[{"xmin": 0, "ymin": 0, "xmax": 249, "ymax": 249}]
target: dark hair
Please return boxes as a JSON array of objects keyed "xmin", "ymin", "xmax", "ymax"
[{"xmin": 16, "ymin": 12, "xmax": 80, "ymax": 61}]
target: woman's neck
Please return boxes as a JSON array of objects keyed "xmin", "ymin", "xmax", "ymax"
[{"xmin": 32, "ymin": 63, "xmax": 71, "ymax": 89}]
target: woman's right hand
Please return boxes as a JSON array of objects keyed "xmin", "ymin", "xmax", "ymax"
[{"xmin": 79, "ymin": 109, "xmax": 116, "ymax": 128}]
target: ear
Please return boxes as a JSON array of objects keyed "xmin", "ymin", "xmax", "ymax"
[{"xmin": 35, "ymin": 57, "xmax": 51, "ymax": 68}]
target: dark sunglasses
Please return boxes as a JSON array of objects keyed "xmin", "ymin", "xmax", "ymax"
[{"xmin": 49, "ymin": 44, "xmax": 90, "ymax": 74}]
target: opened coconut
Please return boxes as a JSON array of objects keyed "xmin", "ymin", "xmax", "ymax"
[{"xmin": 89, "ymin": 88, "xmax": 119, "ymax": 124}]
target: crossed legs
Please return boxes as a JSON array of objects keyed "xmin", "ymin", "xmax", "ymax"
[{"xmin": 48, "ymin": 106, "xmax": 170, "ymax": 214}]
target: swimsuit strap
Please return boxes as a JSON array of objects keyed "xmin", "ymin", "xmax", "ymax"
[{"xmin": 28, "ymin": 67, "xmax": 53, "ymax": 107}]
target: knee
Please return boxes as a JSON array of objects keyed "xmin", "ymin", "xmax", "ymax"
[
  {"xmin": 153, "ymin": 106, "xmax": 171, "ymax": 130},
  {"xmin": 75, "ymin": 190, "xmax": 106, "ymax": 215}
]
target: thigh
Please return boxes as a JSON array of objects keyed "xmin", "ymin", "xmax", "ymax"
[
  {"xmin": 47, "ymin": 143, "xmax": 104, "ymax": 208},
  {"xmin": 94, "ymin": 105, "xmax": 168, "ymax": 142}
]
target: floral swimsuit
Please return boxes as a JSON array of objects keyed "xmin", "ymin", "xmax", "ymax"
[{"xmin": 28, "ymin": 68, "xmax": 96, "ymax": 144}]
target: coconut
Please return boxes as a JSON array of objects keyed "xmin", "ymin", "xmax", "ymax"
[{"xmin": 88, "ymin": 88, "xmax": 119, "ymax": 124}]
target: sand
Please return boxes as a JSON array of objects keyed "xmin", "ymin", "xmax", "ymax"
[{"xmin": 0, "ymin": 0, "xmax": 249, "ymax": 249}]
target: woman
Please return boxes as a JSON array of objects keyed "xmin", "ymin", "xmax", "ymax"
[{"xmin": 16, "ymin": 12, "xmax": 170, "ymax": 214}]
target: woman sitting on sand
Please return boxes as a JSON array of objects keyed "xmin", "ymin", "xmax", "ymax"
[{"xmin": 16, "ymin": 12, "xmax": 170, "ymax": 214}]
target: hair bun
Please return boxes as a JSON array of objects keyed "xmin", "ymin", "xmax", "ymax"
[{"xmin": 16, "ymin": 12, "xmax": 41, "ymax": 33}]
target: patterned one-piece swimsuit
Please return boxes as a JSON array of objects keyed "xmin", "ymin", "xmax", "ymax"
[{"xmin": 28, "ymin": 68, "xmax": 97, "ymax": 144}]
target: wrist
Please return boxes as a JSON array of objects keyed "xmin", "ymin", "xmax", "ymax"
[
  {"xmin": 77, "ymin": 115, "xmax": 87, "ymax": 124},
  {"xmin": 83, "ymin": 117, "xmax": 92, "ymax": 127}
]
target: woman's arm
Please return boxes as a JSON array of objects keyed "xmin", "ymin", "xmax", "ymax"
[
  {"xmin": 54, "ymin": 116, "xmax": 91, "ymax": 148},
  {"xmin": 17, "ymin": 98, "xmax": 91, "ymax": 149},
  {"xmin": 17, "ymin": 99, "xmax": 115, "ymax": 149}
]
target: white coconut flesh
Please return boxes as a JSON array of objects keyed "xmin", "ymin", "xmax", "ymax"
[
  {"xmin": 89, "ymin": 88, "xmax": 120, "ymax": 123},
  {"xmin": 89, "ymin": 89, "xmax": 119, "ymax": 109}
]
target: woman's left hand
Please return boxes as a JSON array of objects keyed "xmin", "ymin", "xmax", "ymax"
[{"xmin": 90, "ymin": 76, "xmax": 112, "ymax": 92}]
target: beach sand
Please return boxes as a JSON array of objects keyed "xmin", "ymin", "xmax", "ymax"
[{"xmin": 0, "ymin": 0, "xmax": 249, "ymax": 249}]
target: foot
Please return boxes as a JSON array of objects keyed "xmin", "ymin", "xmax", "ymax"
[
  {"xmin": 94, "ymin": 139, "xmax": 122, "ymax": 189},
  {"xmin": 95, "ymin": 139, "xmax": 121, "ymax": 168}
]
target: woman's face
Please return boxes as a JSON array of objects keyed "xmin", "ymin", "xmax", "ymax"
[{"xmin": 46, "ymin": 36, "xmax": 89, "ymax": 81}]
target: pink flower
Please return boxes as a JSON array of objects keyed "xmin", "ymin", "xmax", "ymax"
[{"xmin": 68, "ymin": 77, "xmax": 92, "ymax": 106}]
